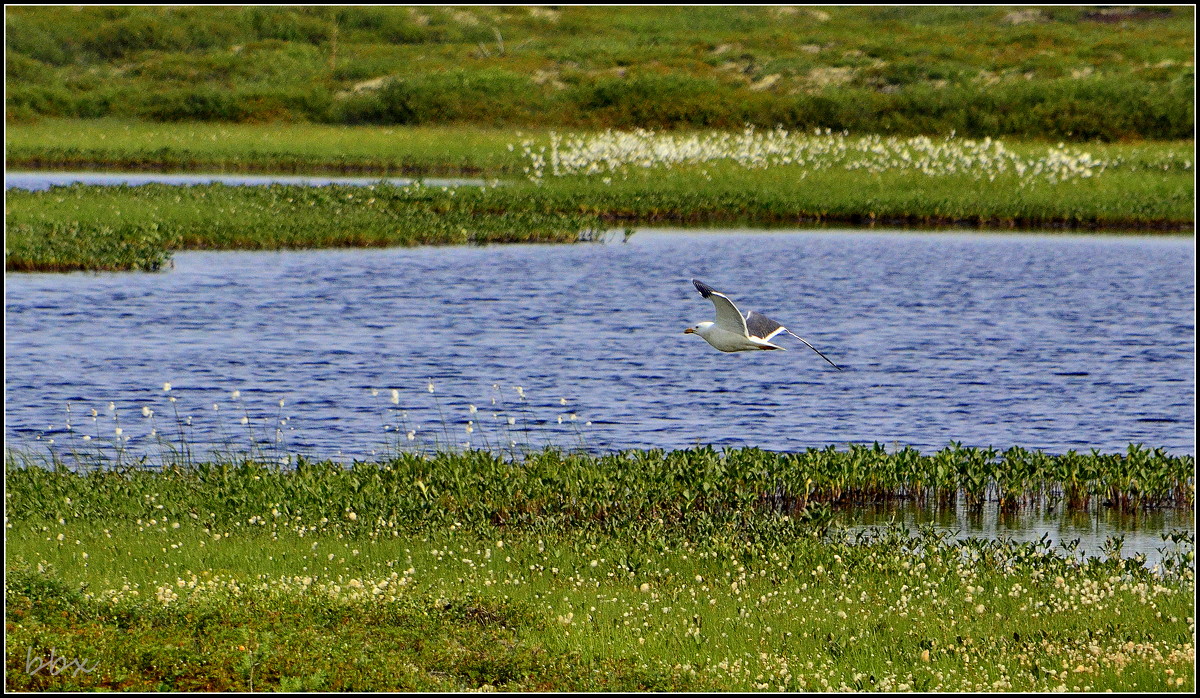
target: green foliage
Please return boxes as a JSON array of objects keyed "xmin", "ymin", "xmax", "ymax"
[
  {"xmin": 5, "ymin": 564, "xmax": 90, "ymax": 623},
  {"xmin": 6, "ymin": 445, "xmax": 1191, "ymax": 535},
  {"xmin": 4, "ymin": 6, "xmax": 1193, "ymax": 138},
  {"xmin": 4, "ymin": 14, "xmax": 72, "ymax": 65},
  {"xmin": 143, "ymin": 87, "xmax": 248, "ymax": 122},
  {"xmin": 335, "ymin": 70, "xmax": 544, "ymax": 126},
  {"xmin": 5, "ymin": 221, "xmax": 177, "ymax": 272},
  {"xmin": 5, "ymin": 50, "xmax": 54, "ymax": 83},
  {"xmin": 136, "ymin": 85, "xmax": 332, "ymax": 124},
  {"xmin": 574, "ymin": 73, "xmax": 748, "ymax": 129},
  {"xmin": 82, "ymin": 13, "xmax": 194, "ymax": 60},
  {"xmin": 4, "ymin": 182, "xmax": 603, "ymax": 272},
  {"xmin": 4, "ymin": 84, "xmax": 75, "ymax": 122}
]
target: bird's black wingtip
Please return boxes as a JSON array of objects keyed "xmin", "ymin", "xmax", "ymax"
[{"xmin": 692, "ymin": 278, "xmax": 715, "ymax": 298}]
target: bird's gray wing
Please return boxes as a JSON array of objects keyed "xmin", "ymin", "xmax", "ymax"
[
  {"xmin": 745, "ymin": 311, "xmax": 787, "ymax": 341},
  {"xmin": 693, "ymin": 279, "xmax": 748, "ymax": 336}
]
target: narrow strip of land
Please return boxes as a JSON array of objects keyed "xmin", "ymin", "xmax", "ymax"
[{"xmin": 6, "ymin": 125, "xmax": 1194, "ymax": 272}]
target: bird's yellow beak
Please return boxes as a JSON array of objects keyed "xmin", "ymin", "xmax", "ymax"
[{"xmin": 683, "ymin": 328, "xmax": 694, "ymax": 334}]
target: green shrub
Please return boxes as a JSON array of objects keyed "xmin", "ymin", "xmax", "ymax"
[
  {"xmin": 336, "ymin": 70, "xmax": 544, "ymax": 126},
  {"xmin": 242, "ymin": 6, "xmax": 333, "ymax": 44},
  {"xmin": 573, "ymin": 73, "xmax": 746, "ymax": 128},
  {"xmin": 4, "ymin": 84, "xmax": 76, "ymax": 119},
  {"xmin": 81, "ymin": 13, "xmax": 193, "ymax": 60},
  {"xmin": 3, "ymin": 6, "xmax": 1194, "ymax": 137},
  {"xmin": 335, "ymin": 6, "xmax": 428, "ymax": 44},
  {"xmin": 142, "ymin": 87, "xmax": 248, "ymax": 122},
  {"xmin": 5, "ymin": 50, "xmax": 55, "ymax": 84},
  {"xmin": 4, "ymin": 15, "xmax": 72, "ymax": 65}
]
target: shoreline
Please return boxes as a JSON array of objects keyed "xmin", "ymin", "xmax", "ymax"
[{"xmin": 6, "ymin": 124, "xmax": 1195, "ymax": 271}]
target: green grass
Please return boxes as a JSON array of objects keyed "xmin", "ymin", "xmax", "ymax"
[
  {"xmin": 5, "ymin": 6, "xmax": 1194, "ymax": 138},
  {"xmin": 6, "ymin": 445, "xmax": 1193, "ymax": 538},
  {"xmin": 5, "ymin": 119, "xmax": 533, "ymax": 175},
  {"xmin": 521, "ymin": 159, "xmax": 1193, "ymax": 229},
  {"xmin": 6, "ymin": 448, "xmax": 1195, "ymax": 691},
  {"xmin": 5, "ymin": 131, "xmax": 1193, "ymax": 272},
  {"xmin": 5, "ymin": 181, "xmax": 604, "ymax": 272}
]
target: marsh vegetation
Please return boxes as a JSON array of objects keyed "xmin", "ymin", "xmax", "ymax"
[
  {"xmin": 6, "ymin": 130, "xmax": 1193, "ymax": 272},
  {"xmin": 6, "ymin": 445, "xmax": 1195, "ymax": 691},
  {"xmin": 5, "ymin": 8, "xmax": 1194, "ymax": 690}
]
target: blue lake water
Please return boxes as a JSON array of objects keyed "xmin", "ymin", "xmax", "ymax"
[
  {"xmin": 6, "ymin": 228, "xmax": 1194, "ymax": 463},
  {"xmin": 6, "ymin": 228, "xmax": 1194, "ymax": 559}
]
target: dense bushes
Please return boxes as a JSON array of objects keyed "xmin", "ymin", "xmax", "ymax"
[
  {"xmin": 573, "ymin": 73, "xmax": 750, "ymax": 129},
  {"xmin": 4, "ymin": 6, "xmax": 1194, "ymax": 139},
  {"xmin": 335, "ymin": 70, "xmax": 544, "ymax": 126},
  {"xmin": 8, "ymin": 68, "xmax": 1192, "ymax": 139}
]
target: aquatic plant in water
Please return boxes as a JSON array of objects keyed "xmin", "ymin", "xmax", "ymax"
[{"xmin": 6, "ymin": 385, "xmax": 1193, "ymax": 518}]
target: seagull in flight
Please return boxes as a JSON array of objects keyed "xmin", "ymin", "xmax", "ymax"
[{"xmin": 685, "ymin": 279, "xmax": 842, "ymax": 369}]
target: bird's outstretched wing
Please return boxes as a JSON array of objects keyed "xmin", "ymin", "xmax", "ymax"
[
  {"xmin": 693, "ymin": 279, "xmax": 748, "ymax": 336},
  {"xmin": 782, "ymin": 328, "xmax": 843, "ymax": 370},
  {"xmin": 748, "ymin": 310, "xmax": 841, "ymax": 368}
]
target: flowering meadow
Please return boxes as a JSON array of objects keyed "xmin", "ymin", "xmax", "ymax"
[
  {"xmin": 509, "ymin": 127, "xmax": 1193, "ymax": 229},
  {"xmin": 6, "ymin": 502, "xmax": 1195, "ymax": 692},
  {"xmin": 521, "ymin": 127, "xmax": 1130, "ymax": 185},
  {"xmin": 7, "ymin": 426, "xmax": 1196, "ymax": 690}
]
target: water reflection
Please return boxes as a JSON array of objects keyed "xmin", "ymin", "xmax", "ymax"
[{"xmin": 840, "ymin": 497, "xmax": 1194, "ymax": 565}]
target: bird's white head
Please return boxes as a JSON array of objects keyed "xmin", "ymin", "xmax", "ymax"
[{"xmin": 684, "ymin": 321, "xmax": 715, "ymax": 336}]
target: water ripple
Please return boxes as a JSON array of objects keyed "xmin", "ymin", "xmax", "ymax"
[{"xmin": 4, "ymin": 229, "xmax": 1195, "ymax": 461}]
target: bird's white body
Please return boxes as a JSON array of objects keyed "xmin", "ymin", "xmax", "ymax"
[{"xmin": 687, "ymin": 321, "xmax": 784, "ymax": 352}]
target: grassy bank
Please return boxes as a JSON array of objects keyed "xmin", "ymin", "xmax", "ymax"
[
  {"xmin": 6, "ymin": 7, "xmax": 1193, "ymax": 139},
  {"xmin": 6, "ymin": 449, "xmax": 1195, "ymax": 691},
  {"xmin": 6, "ymin": 129, "xmax": 1194, "ymax": 272},
  {"xmin": 5, "ymin": 120, "xmax": 526, "ymax": 176},
  {"xmin": 6, "ymin": 118, "xmax": 1197, "ymax": 182},
  {"xmin": 5, "ymin": 182, "xmax": 603, "ymax": 272}
]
